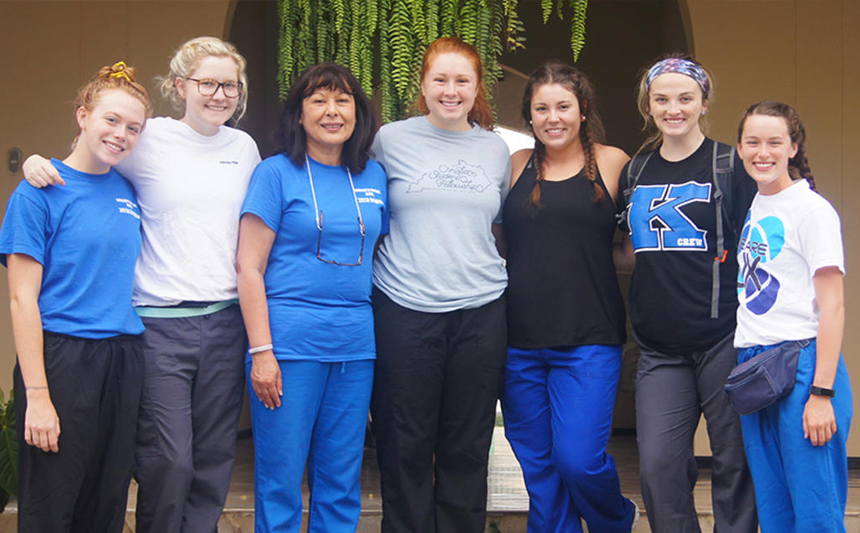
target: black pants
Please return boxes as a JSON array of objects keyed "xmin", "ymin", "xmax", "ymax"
[
  {"xmin": 370, "ymin": 288, "xmax": 507, "ymax": 533},
  {"xmin": 15, "ymin": 332, "xmax": 143, "ymax": 533}
]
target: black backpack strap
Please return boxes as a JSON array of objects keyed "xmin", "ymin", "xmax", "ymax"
[
  {"xmin": 617, "ymin": 152, "xmax": 654, "ymax": 226},
  {"xmin": 709, "ymin": 139, "xmax": 736, "ymax": 318}
]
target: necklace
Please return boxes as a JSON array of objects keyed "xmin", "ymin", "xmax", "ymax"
[{"xmin": 305, "ymin": 155, "xmax": 365, "ymax": 236}]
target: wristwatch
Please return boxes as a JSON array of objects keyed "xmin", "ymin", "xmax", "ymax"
[{"xmin": 810, "ymin": 385, "xmax": 836, "ymax": 397}]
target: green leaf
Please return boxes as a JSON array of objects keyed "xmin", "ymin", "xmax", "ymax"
[
  {"xmin": 570, "ymin": 0, "xmax": 587, "ymax": 61},
  {"xmin": 0, "ymin": 427, "xmax": 17, "ymax": 497}
]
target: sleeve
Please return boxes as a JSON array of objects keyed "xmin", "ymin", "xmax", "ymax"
[
  {"xmin": 616, "ymin": 161, "xmax": 632, "ymax": 233},
  {"xmin": 240, "ymin": 159, "xmax": 286, "ymax": 233},
  {"xmin": 380, "ymin": 168, "xmax": 390, "ymax": 236},
  {"xmin": 0, "ymin": 186, "xmax": 50, "ymax": 267},
  {"xmin": 371, "ymin": 130, "xmax": 385, "ymax": 168},
  {"xmin": 797, "ymin": 201, "xmax": 845, "ymax": 276}
]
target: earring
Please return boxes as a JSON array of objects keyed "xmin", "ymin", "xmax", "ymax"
[{"xmin": 581, "ymin": 115, "xmax": 586, "ymax": 122}]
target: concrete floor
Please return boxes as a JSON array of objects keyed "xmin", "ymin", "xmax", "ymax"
[{"xmin": 2, "ymin": 422, "xmax": 859, "ymax": 532}]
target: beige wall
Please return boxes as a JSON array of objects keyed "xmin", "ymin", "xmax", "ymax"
[
  {"xmin": 0, "ymin": 0, "xmax": 233, "ymax": 393},
  {"xmin": 687, "ymin": 0, "xmax": 860, "ymax": 455}
]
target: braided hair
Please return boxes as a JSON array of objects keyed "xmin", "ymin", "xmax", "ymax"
[
  {"xmin": 737, "ymin": 101, "xmax": 817, "ymax": 191},
  {"xmin": 521, "ymin": 62, "xmax": 606, "ymax": 207}
]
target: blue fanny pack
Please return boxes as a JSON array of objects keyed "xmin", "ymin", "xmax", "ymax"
[{"xmin": 724, "ymin": 339, "xmax": 810, "ymax": 415}]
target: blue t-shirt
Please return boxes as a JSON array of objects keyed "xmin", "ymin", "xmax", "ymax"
[
  {"xmin": 0, "ymin": 159, "xmax": 144, "ymax": 338},
  {"xmin": 241, "ymin": 154, "xmax": 388, "ymax": 362}
]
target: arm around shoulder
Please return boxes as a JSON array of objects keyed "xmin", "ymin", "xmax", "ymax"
[{"xmin": 22, "ymin": 155, "xmax": 64, "ymax": 187}]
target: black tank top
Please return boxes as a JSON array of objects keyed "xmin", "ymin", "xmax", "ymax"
[{"xmin": 503, "ymin": 158, "xmax": 626, "ymax": 349}]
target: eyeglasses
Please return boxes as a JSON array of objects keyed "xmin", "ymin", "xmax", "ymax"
[
  {"xmin": 185, "ymin": 78, "xmax": 243, "ymax": 98},
  {"xmin": 316, "ymin": 211, "xmax": 366, "ymax": 266},
  {"xmin": 306, "ymin": 156, "xmax": 366, "ymax": 266}
]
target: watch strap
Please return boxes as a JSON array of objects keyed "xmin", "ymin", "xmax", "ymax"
[{"xmin": 810, "ymin": 385, "xmax": 836, "ymax": 397}]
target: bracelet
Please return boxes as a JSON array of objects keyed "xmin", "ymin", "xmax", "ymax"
[
  {"xmin": 810, "ymin": 385, "xmax": 835, "ymax": 397},
  {"xmin": 26, "ymin": 386, "xmax": 48, "ymax": 391},
  {"xmin": 249, "ymin": 344, "xmax": 273, "ymax": 355}
]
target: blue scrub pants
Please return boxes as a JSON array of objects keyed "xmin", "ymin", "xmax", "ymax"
[
  {"xmin": 501, "ymin": 345, "xmax": 636, "ymax": 533},
  {"xmin": 248, "ymin": 359, "xmax": 374, "ymax": 533},
  {"xmin": 738, "ymin": 340, "xmax": 853, "ymax": 533}
]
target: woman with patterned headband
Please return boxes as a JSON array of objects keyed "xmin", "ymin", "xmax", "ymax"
[
  {"xmin": 22, "ymin": 37, "xmax": 261, "ymax": 532},
  {"xmin": 617, "ymin": 55, "xmax": 759, "ymax": 532},
  {"xmin": 2, "ymin": 62, "xmax": 151, "ymax": 532}
]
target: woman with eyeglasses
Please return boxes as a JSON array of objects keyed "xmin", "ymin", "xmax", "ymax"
[
  {"xmin": 22, "ymin": 36, "xmax": 261, "ymax": 532},
  {"xmin": 236, "ymin": 63, "xmax": 386, "ymax": 533}
]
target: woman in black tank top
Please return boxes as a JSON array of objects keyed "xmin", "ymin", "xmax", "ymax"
[{"xmin": 500, "ymin": 62, "xmax": 638, "ymax": 533}]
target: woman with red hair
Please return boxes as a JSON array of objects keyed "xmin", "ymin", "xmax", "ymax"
[{"xmin": 370, "ymin": 37, "xmax": 511, "ymax": 533}]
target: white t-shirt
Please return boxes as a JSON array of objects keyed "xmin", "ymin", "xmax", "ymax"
[
  {"xmin": 116, "ymin": 117, "xmax": 261, "ymax": 306},
  {"xmin": 734, "ymin": 179, "xmax": 844, "ymax": 348}
]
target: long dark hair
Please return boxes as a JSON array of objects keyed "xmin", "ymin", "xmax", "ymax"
[
  {"xmin": 522, "ymin": 61, "xmax": 606, "ymax": 205},
  {"xmin": 737, "ymin": 101, "xmax": 817, "ymax": 191},
  {"xmin": 276, "ymin": 63, "xmax": 376, "ymax": 173}
]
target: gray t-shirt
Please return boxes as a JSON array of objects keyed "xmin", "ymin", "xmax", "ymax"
[{"xmin": 372, "ymin": 116, "xmax": 511, "ymax": 313}]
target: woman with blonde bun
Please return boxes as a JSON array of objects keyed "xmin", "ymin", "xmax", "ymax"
[
  {"xmin": 22, "ymin": 36, "xmax": 261, "ymax": 532},
  {"xmin": 3, "ymin": 62, "xmax": 150, "ymax": 532}
]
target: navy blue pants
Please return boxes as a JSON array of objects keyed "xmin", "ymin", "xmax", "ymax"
[
  {"xmin": 248, "ymin": 359, "xmax": 374, "ymax": 533},
  {"xmin": 739, "ymin": 340, "xmax": 852, "ymax": 533},
  {"xmin": 502, "ymin": 344, "xmax": 635, "ymax": 533}
]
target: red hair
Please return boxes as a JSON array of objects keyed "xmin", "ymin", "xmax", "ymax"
[{"xmin": 415, "ymin": 37, "xmax": 494, "ymax": 130}]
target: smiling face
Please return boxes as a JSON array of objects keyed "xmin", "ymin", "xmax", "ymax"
[
  {"xmin": 300, "ymin": 87, "xmax": 356, "ymax": 164},
  {"xmin": 648, "ymin": 72, "xmax": 708, "ymax": 141},
  {"xmin": 177, "ymin": 55, "xmax": 241, "ymax": 136},
  {"xmin": 529, "ymin": 83, "xmax": 583, "ymax": 151},
  {"xmin": 76, "ymin": 88, "xmax": 146, "ymax": 173},
  {"xmin": 420, "ymin": 52, "xmax": 479, "ymax": 131},
  {"xmin": 738, "ymin": 114, "xmax": 797, "ymax": 195}
]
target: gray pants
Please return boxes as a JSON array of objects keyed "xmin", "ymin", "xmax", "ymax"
[
  {"xmin": 635, "ymin": 332, "xmax": 758, "ymax": 533},
  {"xmin": 134, "ymin": 305, "xmax": 246, "ymax": 533}
]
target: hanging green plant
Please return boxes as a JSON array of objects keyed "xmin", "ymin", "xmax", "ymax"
[{"xmin": 277, "ymin": 0, "xmax": 588, "ymax": 122}]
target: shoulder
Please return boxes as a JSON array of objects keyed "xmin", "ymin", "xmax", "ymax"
[
  {"xmin": 254, "ymin": 153, "xmax": 295, "ymax": 175},
  {"xmin": 363, "ymin": 159, "xmax": 385, "ymax": 178},
  {"xmin": 510, "ymin": 149, "xmax": 533, "ymax": 187},
  {"xmin": 595, "ymin": 145, "xmax": 629, "ymax": 176},
  {"xmin": 377, "ymin": 116, "xmax": 422, "ymax": 138},
  {"xmin": 220, "ymin": 124, "xmax": 258, "ymax": 146},
  {"xmin": 471, "ymin": 126, "xmax": 508, "ymax": 149}
]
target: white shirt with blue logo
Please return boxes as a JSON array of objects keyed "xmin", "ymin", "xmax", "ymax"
[{"xmin": 735, "ymin": 179, "xmax": 844, "ymax": 348}]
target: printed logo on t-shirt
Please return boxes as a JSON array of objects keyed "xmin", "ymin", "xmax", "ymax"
[
  {"xmin": 628, "ymin": 181, "xmax": 710, "ymax": 251},
  {"xmin": 356, "ymin": 187, "xmax": 385, "ymax": 206},
  {"xmin": 737, "ymin": 214, "xmax": 785, "ymax": 315},
  {"xmin": 116, "ymin": 198, "xmax": 140, "ymax": 219},
  {"xmin": 406, "ymin": 160, "xmax": 491, "ymax": 194}
]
